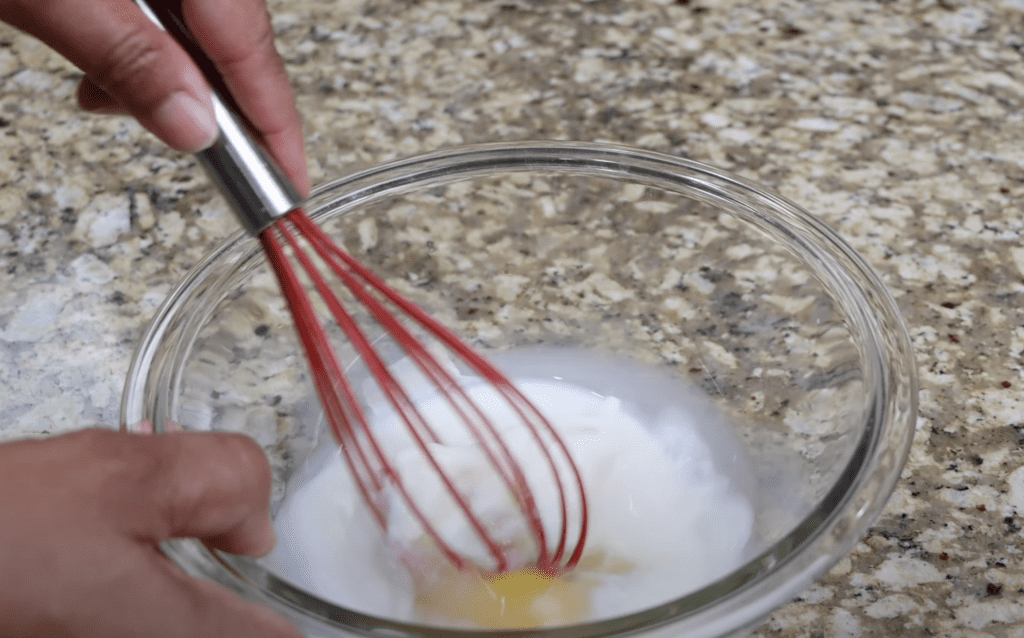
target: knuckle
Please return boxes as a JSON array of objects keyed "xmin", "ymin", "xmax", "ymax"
[
  {"xmin": 88, "ymin": 430, "xmax": 272, "ymax": 538},
  {"xmin": 71, "ymin": 428, "xmax": 137, "ymax": 474},
  {"xmin": 157, "ymin": 433, "xmax": 271, "ymax": 532},
  {"xmin": 87, "ymin": 24, "xmax": 171, "ymax": 105},
  {"xmin": 251, "ymin": 10, "xmax": 277, "ymax": 54},
  {"xmin": 97, "ymin": 431, "xmax": 181, "ymax": 532},
  {"xmin": 63, "ymin": 428, "xmax": 163, "ymax": 506},
  {"xmin": 219, "ymin": 433, "xmax": 273, "ymax": 496},
  {"xmin": 219, "ymin": 9, "xmax": 276, "ymax": 72}
]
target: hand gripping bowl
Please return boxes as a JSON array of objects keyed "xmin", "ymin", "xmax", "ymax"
[{"xmin": 120, "ymin": 142, "xmax": 917, "ymax": 638}]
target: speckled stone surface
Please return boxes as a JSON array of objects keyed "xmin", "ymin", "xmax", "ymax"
[{"xmin": 2, "ymin": 0, "xmax": 1024, "ymax": 635}]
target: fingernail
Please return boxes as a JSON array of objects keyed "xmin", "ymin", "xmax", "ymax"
[
  {"xmin": 263, "ymin": 524, "xmax": 279, "ymax": 556},
  {"xmin": 253, "ymin": 518, "xmax": 278, "ymax": 557},
  {"xmin": 82, "ymin": 104, "xmax": 127, "ymax": 115},
  {"xmin": 154, "ymin": 91, "xmax": 218, "ymax": 152}
]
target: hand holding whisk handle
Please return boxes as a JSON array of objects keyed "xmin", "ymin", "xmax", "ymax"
[{"xmin": 135, "ymin": 0, "xmax": 588, "ymax": 574}]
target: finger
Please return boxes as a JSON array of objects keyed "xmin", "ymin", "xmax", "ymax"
[
  {"xmin": 124, "ymin": 418, "xmax": 185, "ymax": 434},
  {"xmin": 182, "ymin": 0, "xmax": 310, "ymax": 196},
  {"xmin": 116, "ymin": 432, "xmax": 277, "ymax": 557},
  {"xmin": 77, "ymin": 77, "xmax": 127, "ymax": 114},
  {"xmin": 96, "ymin": 544, "xmax": 304, "ymax": 638},
  {"xmin": 2, "ymin": 0, "xmax": 217, "ymax": 152}
]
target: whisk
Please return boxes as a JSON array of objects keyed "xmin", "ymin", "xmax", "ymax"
[{"xmin": 138, "ymin": 1, "xmax": 587, "ymax": 575}]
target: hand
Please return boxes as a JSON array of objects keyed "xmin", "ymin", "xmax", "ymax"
[
  {"xmin": 0, "ymin": 428, "xmax": 304, "ymax": 638},
  {"xmin": 0, "ymin": 0, "xmax": 310, "ymax": 196}
]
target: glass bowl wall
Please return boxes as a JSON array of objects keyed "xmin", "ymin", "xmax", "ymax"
[{"xmin": 121, "ymin": 142, "xmax": 916, "ymax": 638}]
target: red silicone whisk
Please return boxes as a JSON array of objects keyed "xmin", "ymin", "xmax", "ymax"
[{"xmin": 137, "ymin": 0, "xmax": 587, "ymax": 575}]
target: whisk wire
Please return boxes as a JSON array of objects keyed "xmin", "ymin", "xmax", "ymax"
[
  {"xmin": 290, "ymin": 212, "xmax": 587, "ymax": 570},
  {"xmin": 269, "ymin": 218, "xmax": 492, "ymax": 570},
  {"xmin": 266, "ymin": 209, "xmax": 589, "ymax": 574},
  {"xmin": 290, "ymin": 214, "xmax": 562, "ymax": 570},
  {"xmin": 260, "ymin": 229, "xmax": 387, "ymax": 517},
  {"xmin": 272, "ymin": 217, "xmax": 510, "ymax": 570}
]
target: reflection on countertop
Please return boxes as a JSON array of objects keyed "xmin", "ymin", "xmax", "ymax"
[{"xmin": 2, "ymin": 1, "xmax": 1024, "ymax": 635}]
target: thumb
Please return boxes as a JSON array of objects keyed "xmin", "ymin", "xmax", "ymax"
[
  {"xmin": 2, "ymin": 0, "xmax": 218, "ymax": 152},
  {"xmin": 114, "ymin": 431, "xmax": 279, "ymax": 557}
]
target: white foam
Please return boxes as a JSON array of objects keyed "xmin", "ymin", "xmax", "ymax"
[{"xmin": 264, "ymin": 348, "xmax": 755, "ymax": 626}]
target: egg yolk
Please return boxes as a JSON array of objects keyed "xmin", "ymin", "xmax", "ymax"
[{"xmin": 415, "ymin": 567, "xmax": 591, "ymax": 628}]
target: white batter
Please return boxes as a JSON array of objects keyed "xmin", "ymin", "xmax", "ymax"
[{"xmin": 264, "ymin": 349, "xmax": 756, "ymax": 628}]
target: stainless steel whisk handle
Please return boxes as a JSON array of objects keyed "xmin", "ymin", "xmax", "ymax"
[{"xmin": 135, "ymin": 0, "xmax": 302, "ymax": 235}]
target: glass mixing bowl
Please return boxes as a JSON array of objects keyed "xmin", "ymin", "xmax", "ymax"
[{"xmin": 120, "ymin": 142, "xmax": 917, "ymax": 638}]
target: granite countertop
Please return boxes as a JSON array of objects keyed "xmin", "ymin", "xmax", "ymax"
[{"xmin": 2, "ymin": 0, "xmax": 1024, "ymax": 635}]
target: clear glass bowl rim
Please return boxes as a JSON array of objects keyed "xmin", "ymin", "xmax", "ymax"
[{"xmin": 120, "ymin": 141, "xmax": 918, "ymax": 638}]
